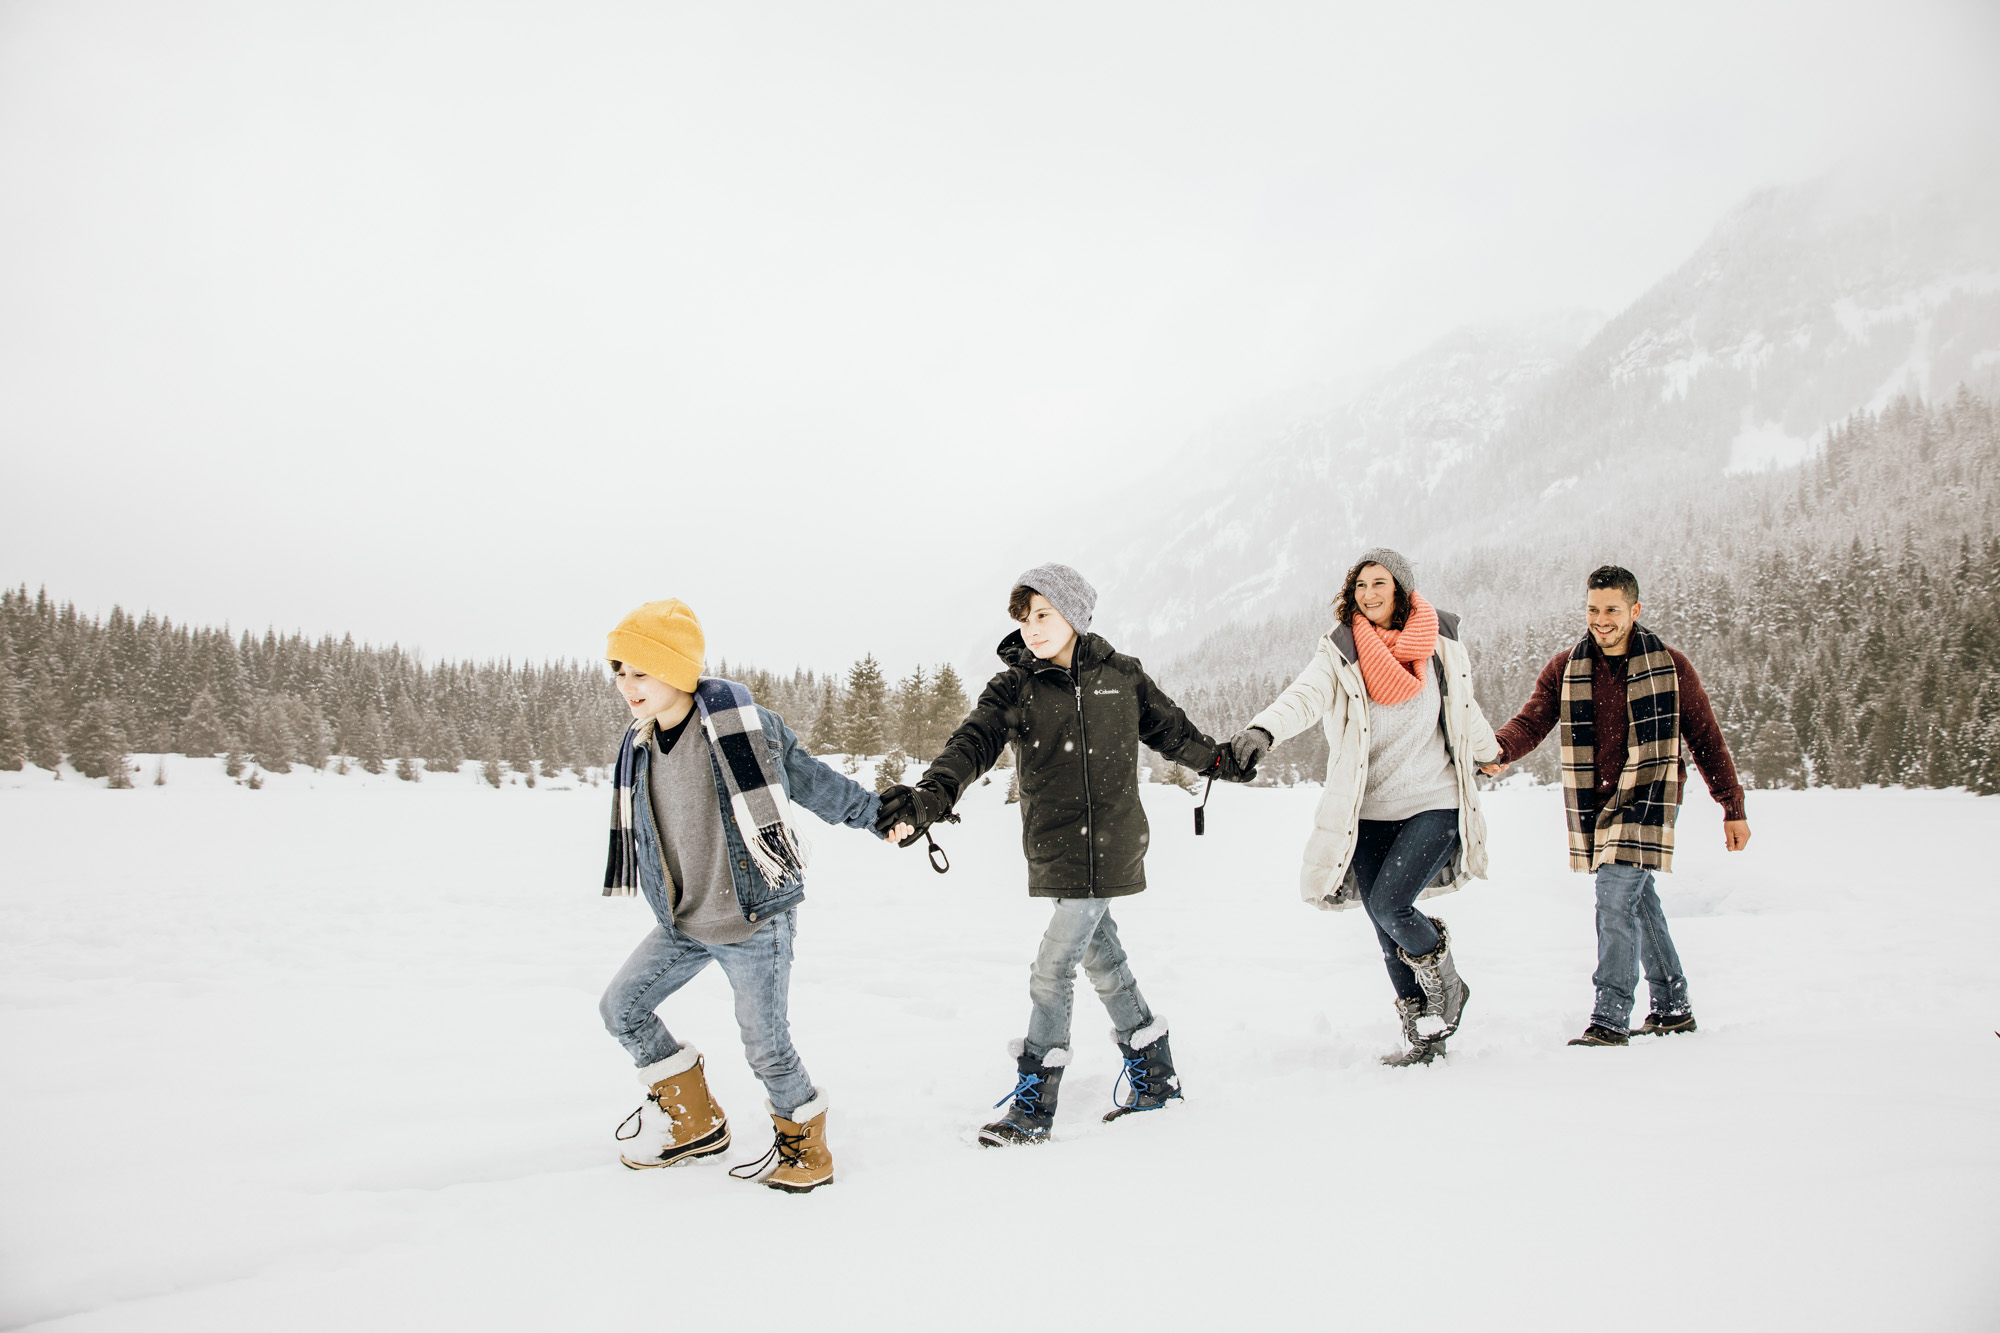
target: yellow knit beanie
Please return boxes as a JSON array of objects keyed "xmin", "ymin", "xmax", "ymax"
[{"xmin": 606, "ymin": 599, "xmax": 704, "ymax": 692}]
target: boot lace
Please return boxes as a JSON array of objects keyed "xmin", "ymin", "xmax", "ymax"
[
  {"xmin": 729, "ymin": 1126, "xmax": 810, "ymax": 1180},
  {"xmin": 994, "ymin": 1070, "xmax": 1045, "ymax": 1112},
  {"xmin": 614, "ymin": 1104, "xmax": 646, "ymax": 1141},
  {"xmin": 1111, "ymin": 1057, "xmax": 1149, "ymax": 1110}
]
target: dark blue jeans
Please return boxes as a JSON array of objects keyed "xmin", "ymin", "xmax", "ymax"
[{"xmin": 1351, "ymin": 810, "xmax": 1460, "ymax": 1002}]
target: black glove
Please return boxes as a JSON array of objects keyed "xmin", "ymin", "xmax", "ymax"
[
  {"xmin": 875, "ymin": 783, "xmax": 951, "ymax": 845},
  {"xmin": 1227, "ymin": 726, "xmax": 1272, "ymax": 774}
]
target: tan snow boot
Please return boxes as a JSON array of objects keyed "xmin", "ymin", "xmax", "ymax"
[
  {"xmin": 729, "ymin": 1092, "xmax": 833, "ymax": 1194},
  {"xmin": 616, "ymin": 1046, "xmax": 731, "ymax": 1170}
]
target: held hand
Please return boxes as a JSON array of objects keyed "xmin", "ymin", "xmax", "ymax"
[
  {"xmin": 1480, "ymin": 761, "xmax": 1509, "ymax": 777},
  {"xmin": 1724, "ymin": 820, "xmax": 1751, "ymax": 852},
  {"xmin": 875, "ymin": 782, "xmax": 950, "ymax": 844},
  {"xmin": 1226, "ymin": 726, "xmax": 1272, "ymax": 774}
]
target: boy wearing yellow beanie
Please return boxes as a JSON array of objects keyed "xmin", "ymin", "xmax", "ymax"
[{"xmin": 598, "ymin": 599, "xmax": 887, "ymax": 1194}]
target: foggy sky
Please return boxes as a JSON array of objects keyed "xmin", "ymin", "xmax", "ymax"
[{"xmin": 3, "ymin": 0, "xmax": 1996, "ymax": 680}]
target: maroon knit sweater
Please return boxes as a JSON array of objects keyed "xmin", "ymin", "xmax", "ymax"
[{"xmin": 1493, "ymin": 640, "xmax": 1746, "ymax": 822}]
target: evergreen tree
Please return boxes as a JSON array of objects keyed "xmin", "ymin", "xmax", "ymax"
[
  {"xmin": 808, "ymin": 680, "xmax": 843, "ymax": 754},
  {"xmin": 24, "ymin": 677, "xmax": 64, "ymax": 773},
  {"xmin": 247, "ymin": 696, "xmax": 297, "ymax": 774},
  {"xmin": 297, "ymin": 703, "xmax": 334, "ymax": 770},
  {"xmin": 892, "ymin": 665, "xmax": 927, "ymax": 757},
  {"xmin": 0, "ymin": 658, "xmax": 23, "ymax": 771},
  {"xmin": 424, "ymin": 710, "xmax": 464, "ymax": 776},
  {"xmin": 501, "ymin": 704, "xmax": 534, "ymax": 773},
  {"xmin": 927, "ymin": 664, "xmax": 970, "ymax": 751},
  {"xmin": 180, "ymin": 690, "xmax": 230, "ymax": 757},
  {"xmin": 389, "ymin": 693, "xmax": 426, "ymax": 767},
  {"xmin": 873, "ymin": 750, "xmax": 909, "ymax": 794},
  {"xmin": 396, "ymin": 754, "xmax": 421, "ymax": 782},
  {"xmin": 842, "ymin": 654, "xmax": 889, "ymax": 756},
  {"xmin": 67, "ymin": 699, "xmax": 130, "ymax": 782},
  {"xmin": 355, "ymin": 704, "xmax": 388, "ymax": 775}
]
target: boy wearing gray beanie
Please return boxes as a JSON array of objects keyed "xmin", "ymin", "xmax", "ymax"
[{"xmin": 877, "ymin": 562, "xmax": 1253, "ymax": 1145}]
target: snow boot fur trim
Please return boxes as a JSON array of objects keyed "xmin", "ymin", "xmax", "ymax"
[
  {"xmin": 1633, "ymin": 1011, "xmax": 1697, "ymax": 1035},
  {"xmin": 617, "ymin": 1045, "xmax": 731, "ymax": 1169},
  {"xmin": 980, "ymin": 1045, "xmax": 1067, "ymax": 1147},
  {"xmin": 1104, "ymin": 1024, "xmax": 1182, "ymax": 1123},
  {"xmin": 1006, "ymin": 1037, "xmax": 1071, "ymax": 1067},
  {"xmin": 1397, "ymin": 918, "xmax": 1469, "ymax": 1044},
  {"xmin": 1381, "ymin": 995, "xmax": 1444, "ymax": 1066},
  {"xmin": 729, "ymin": 1093, "xmax": 833, "ymax": 1193}
]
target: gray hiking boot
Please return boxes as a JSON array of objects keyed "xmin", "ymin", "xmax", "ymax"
[
  {"xmin": 1397, "ymin": 917, "xmax": 1470, "ymax": 1043},
  {"xmin": 1381, "ymin": 994, "xmax": 1444, "ymax": 1066}
]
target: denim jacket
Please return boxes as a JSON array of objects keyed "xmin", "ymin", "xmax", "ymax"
[{"xmin": 629, "ymin": 705, "xmax": 881, "ymax": 929}]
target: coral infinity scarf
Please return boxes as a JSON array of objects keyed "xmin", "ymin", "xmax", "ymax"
[{"xmin": 1352, "ymin": 593, "xmax": 1439, "ymax": 706}]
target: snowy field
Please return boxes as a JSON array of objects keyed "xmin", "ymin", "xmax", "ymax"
[{"xmin": 3, "ymin": 760, "xmax": 1997, "ymax": 1332}]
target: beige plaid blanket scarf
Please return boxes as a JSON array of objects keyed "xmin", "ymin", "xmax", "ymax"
[{"xmin": 1560, "ymin": 625, "xmax": 1682, "ymax": 871}]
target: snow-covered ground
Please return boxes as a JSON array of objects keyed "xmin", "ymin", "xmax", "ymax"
[{"xmin": 3, "ymin": 760, "xmax": 1997, "ymax": 1331}]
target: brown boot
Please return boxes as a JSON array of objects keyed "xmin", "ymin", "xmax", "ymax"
[
  {"xmin": 616, "ymin": 1046, "xmax": 731, "ymax": 1170},
  {"xmin": 729, "ymin": 1093, "xmax": 833, "ymax": 1194}
]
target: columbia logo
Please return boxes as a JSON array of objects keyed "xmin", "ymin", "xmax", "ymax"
[{"xmin": 1093, "ymin": 689, "xmax": 1120, "ymax": 695}]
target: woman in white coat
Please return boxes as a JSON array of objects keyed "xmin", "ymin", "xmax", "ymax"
[{"xmin": 1225, "ymin": 549, "xmax": 1501, "ymax": 1065}]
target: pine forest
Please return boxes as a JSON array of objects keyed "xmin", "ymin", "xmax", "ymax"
[{"xmin": 3, "ymin": 391, "xmax": 1995, "ymax": 797}]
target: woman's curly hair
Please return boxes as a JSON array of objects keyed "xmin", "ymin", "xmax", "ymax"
[{"xmin": 1332, "ymin": 557, "xmax": 1413, "ymax": 631}]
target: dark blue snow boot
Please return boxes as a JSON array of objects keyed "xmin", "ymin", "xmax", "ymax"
[
  {"xmin": 978, "ymin": 1043, "xmax": 1067, "ymax": 1147},
  {"xmin": 1103, "ymin": 1020, "xmax": 1182, "ymax": 1123}
]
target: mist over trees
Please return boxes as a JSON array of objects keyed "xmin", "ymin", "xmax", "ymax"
[
  {"xmin": 1159, "ymin": 390, "xmax": 2000, "ymax": 796},
  {"xmin": 7, "ymin": 388, "xmax": 1992, "ymax": 797}
]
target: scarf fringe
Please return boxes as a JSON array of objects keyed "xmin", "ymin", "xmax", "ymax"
[{"xmin": 746, "ymin": 821, "xmax": 807, "ymax": 888}]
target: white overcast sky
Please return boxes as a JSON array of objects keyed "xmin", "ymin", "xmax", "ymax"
[{"xmin": 2, "ymin": 0, "xmax": 1995, "ymax": 678}]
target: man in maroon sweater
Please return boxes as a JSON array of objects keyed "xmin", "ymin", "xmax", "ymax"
[{"xmin": 1482, "ymin": 566, "xmax": 1751, "ymax": 1047}]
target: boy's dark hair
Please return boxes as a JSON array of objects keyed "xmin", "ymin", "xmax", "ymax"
[
  {"xmin": 1332, "ymin": 557, "xmax": 1413, "ymax": 631},
  {"xmin": 1007, "ymin": 585, "xmax": 1035, "ymax": 622},
  {"xmin": 1586, "ymin": 565, "xmax": 1641, "ymax": 604}
]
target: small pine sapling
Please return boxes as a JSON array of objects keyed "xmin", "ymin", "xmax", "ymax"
[{"xmin": 873, "ymin": 750, "xmax": 909, "ymax": 794}]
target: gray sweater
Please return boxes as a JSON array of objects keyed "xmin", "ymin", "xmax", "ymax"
[
  {"xmin": 1357, "ymin": 668, "xmax": 1460, "ymax": 823},
  {"xmin": 648, "ymin": 716, "xmax": 760, "ymax": 945}
]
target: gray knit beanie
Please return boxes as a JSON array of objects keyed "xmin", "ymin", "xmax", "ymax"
[
  {"xmin": 1013, "ymin": 562, "xmax": 1096, "ymax": 634},
  {"xmin": 1353, "ymin": 547, "xmax": 1416, "ymax": 593}
]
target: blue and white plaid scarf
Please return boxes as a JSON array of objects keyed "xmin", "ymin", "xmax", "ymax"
[{"xmin": 603, "ymin": 677, "xmax": 806, "ymax": 896}]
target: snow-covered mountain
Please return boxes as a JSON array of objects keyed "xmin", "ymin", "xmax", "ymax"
[{"xmin": 1093, "ymin": 159, "xmax": 2000, "ymax": 658}]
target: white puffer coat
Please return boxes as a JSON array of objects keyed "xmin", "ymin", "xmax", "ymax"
[{"xmin": 1250, "ymin": 610, "xmax": 1501, "ymax": 911}]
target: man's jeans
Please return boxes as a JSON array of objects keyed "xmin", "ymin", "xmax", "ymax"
[
  {"xmin": 1352, "ymin": 810, "xmax": 1459, "ymax": 1002},
  {"xmin": 599, "ymin": 909, "xmax": 816, "ymax": 1118},
  {"xmin": 1025, "ymin": 897, "xmax": 1154, "ymax": 1061},
  {"xmin": 1592, "ymin": 863, "xmax": 1691, "ymax": 1030}
]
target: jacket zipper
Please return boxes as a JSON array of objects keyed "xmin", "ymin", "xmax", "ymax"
[{"xmin": 1073, "ymin": 670, "xmax": 1095, "ymax": 891}]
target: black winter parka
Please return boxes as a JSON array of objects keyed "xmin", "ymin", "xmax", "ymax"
[{"xmin": 919, "ymin": 630, "xmax": 1222, "ymax": 898}]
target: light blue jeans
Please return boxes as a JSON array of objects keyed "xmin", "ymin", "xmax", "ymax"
[
  {"xmin": 599, "ymin": 909, "xmax": 816, "ymax": 1118},
  {"xmin": 1025, "ymin": 897, "xmax": 1154, "ymax": 1060},
  {"xmin": 1592, "ymin": 864, "xmax": 1691, "ymax": 1030}
]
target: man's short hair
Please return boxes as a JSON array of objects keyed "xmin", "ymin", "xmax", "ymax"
[
  {"xmin": 1007, "ymin": 585, "xmax": 1035, "ymax": 622},
  {"xmin": 1586, "ymin": 565, "xmax": 1641, "ymax": 604}
]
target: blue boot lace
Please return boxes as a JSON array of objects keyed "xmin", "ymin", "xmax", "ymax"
[
  {"xmin": 994, "ymin": 1070, "xmax": 1045, "ymax": 1113},
  {"xmin": 1111, "ymin": 1056, "xmax": 1149, "ymax": 1110}
]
